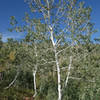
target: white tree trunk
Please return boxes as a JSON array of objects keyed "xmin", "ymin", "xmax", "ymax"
[
  {"xmin": 43, "ymin": 0, "xmax": 62, "ymax": 99},
  {"xmin": 49, "ymin": 26, "xmax": 62, "ymax": 100},
  {"xmin": 54, "ymin": 49, "xmax": 62, "ymax": 100},
  {"xmin": 33, "ymin": 70, "xmax": 37, "ymax": 97},
  {"xmin": 33, "ymin": 44, "xmax": 37, "ymax": 97},
  {"xmin": 4, "ymin": 70, "xmax": 19, "ymax": 89},
  {"xmin": 65, "ymin": 56, "xmax": 72, "ymax": 87}
]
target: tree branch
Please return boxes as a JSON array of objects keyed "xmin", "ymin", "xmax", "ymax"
[{"xmin": 4, "ymin": 69, "xmax": 19, "ymax": 89}]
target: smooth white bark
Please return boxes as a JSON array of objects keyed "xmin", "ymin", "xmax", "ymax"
[
  {"xmin": 33, "ymin": 45, "xmax": 37, "ymax": 97},
  {"xmin": 33, "ymin": 0, "xmax": 66, "ymax": 99},
  {"xmin": 65, "ymin": 56, "xmax": 72, "ymax": 87},
  {"xmin": 49, "ymin": 26, "xmax": 62, "ymax": 100},
  {"xmin": 54, "ymin": 49, "xmax": 62, "ymax": 100},
  {"xmin": 33, "ymin": 70, "xmax": 37, "ymax": 97},
  {"xmin": 4, "ymin": 70, "xmax": 19, "ymax": 89}
]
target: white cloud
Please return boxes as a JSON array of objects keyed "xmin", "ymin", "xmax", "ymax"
[{"xmin": 1, "ymin": 32, "xmax": 26, "ymax": 42}]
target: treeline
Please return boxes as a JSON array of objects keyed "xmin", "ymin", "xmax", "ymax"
[{"xmin": 0, "ymin": 36, "xmax": 100, "ymax": 100}]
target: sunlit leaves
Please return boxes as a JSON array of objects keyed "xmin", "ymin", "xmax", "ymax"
[{"xmin": 9, "ymin": 51, "xmax": 16, "ymax": 61}]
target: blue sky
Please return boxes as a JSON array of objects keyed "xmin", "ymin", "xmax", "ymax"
[{"xmin": 0, "ymin": 0, "xmax": 100, "ymax": 42}]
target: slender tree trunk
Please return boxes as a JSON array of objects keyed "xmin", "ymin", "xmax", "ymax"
[
  {"xmin": 49, "ymin": 26, "xmax": 62, "ymax": 100},
  {"xmin": 33, "ymin": 44, "xmax": 37, "ymax": 97},
  {"xmin": 44, "ymin": 0, "xmax": 62, "ymax": 99},
  {"xmin": 65, "ymin": 56, "xmax": 72, "ymax": 87},
  {"xmin": 4, "ymin": 70, "xmax": 19, "ymax": 89},
  {"xmin": 33, "ymin": 70, "xmax": 37, "ymax": 97},
  {"xmin": 54, "ymin": 48, "xmax": 62, "ymax": 100}
]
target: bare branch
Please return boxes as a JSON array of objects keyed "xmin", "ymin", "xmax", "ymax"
[
  {"xmin": 39, "ymin": 60, "xmax": 56, "ymax": 66},
  {"xmin": 4, "ymin": 70, "xmax": 19, "ymax": 89},
  {"xmin": 53, "ymin": 66, "xmax": 73, "ymax": 72},
  {"xmin": 57, "ymin": 46, "xmax": 70, "ymax": 55},
  {"xmin": 56, "ymin": 39, "xmax": 62, "ymax": 46},
  {"xmin": 46, "ymin": 0, "xmax": 50, "ymax": 20},
  {"xmin": 69, "ymin": 77, "xmax": 95, "ymax": 83}
]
